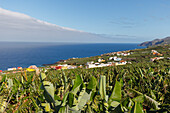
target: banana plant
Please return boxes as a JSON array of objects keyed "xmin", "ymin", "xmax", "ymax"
[
  {"xmin": 99, "ymin": 75, "xmax": 106, "ymax": 101},
  {"xmin": 108, "ymin": 80, "xmax": 122, "ymax": 112},
  {"xmin": 126, "ymin": 88, "xmax": 161, "ymax": 111},
  {"xmin": 68, "ymin": 74, "xmax": 92, "ymax": 113},
  {"xmin": 39, "ymin": 72, "xmax": 57, "ymax": 112}
]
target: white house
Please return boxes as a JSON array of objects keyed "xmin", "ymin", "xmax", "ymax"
[
  {"xmin": 86, "ymin": 61, "xmax": 94, "ymax": 65},
  {"xmin": 86, "ymin": 62, "xmax": 112, "ymax": 69},
  {"xmin": 95, "ymin": 62, "xmax": 100, "ymax": 65},
  {"xmin": 115, "ymin": 61, "xmax": 127, "ymax": 66},
  {"xmin": 114, "ymin": 57, "xmax": 122, "ymax": 61},
  {"xmin": 86, "ymin": 64, "xmax": 97, "ymax": 68},
  {"xmin": 28, "ymin": 65, "xmax": 38, "ymax": 69},
  {"xmin": 109, "ymin": 57, "xmax": 114, "ymax": 60},
  {"xmin": 67, "ymin": 65, "xmax": 77, "ymax": 69},
  {"xmin": 151, "ymin": 50, "xmax": 158, "ymax": 53},
  {"xmin": 109, "ymin": 56, "xmax": 119, "ymax": 60},
  {"xmin": 123, "ymin": 53, "xmax": 130, "ymax": 56},
  {"xmin": 98, "ymin": 58, "xmax": 105, "ymax": 62},
  {"xmin": 8, "ymin": 67, "xmax": 17, "ymax": 71},
  {"xmin": 120, "ymin": 61, "xmax": 127, "ymax": 65},
  {"xmin": 58, "ymin": 64, "xmax": 68, "ymax": 67}
]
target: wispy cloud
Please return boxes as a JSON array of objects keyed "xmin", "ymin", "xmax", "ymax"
[
  {"xmin": 143, "ymin": 15, "xmax": 167, "ymax": 22},
  {"xmin": 110, "ymin": 21, "xmax": 135, "ymax": 25},
  {"xmin": 110, "ymin": 17, "xmax": 135, "ymax": 28},
  {"xmin": 121, "ymin": 26, "xmax": 133, "ymax": 28},
  {"xmin": 0, "ymin": 8, "xmax": 120, "ymax": 43},
  {"xmin": 0, "ymin": 8, "xmax": 146, "ymax": 43},
  {"xmin": 149, "ymin": 15, "xmax": 165, "ymax": 21},
  {"xmin": 97, "ymin": 34, "xmax": 148, "ymax": 43}
]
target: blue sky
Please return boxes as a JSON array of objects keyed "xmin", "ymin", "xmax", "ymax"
[{"xmin": 0, "ymin": 0, "xmax": 170, "ymax": 42}]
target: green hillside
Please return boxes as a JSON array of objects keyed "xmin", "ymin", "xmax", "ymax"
[{"xmin": 0, "ymin": 45, "xmax": 169, "ymax": 112}]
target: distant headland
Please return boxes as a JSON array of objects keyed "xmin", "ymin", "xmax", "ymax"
[{"xmin": 139, "ymin": 37, "xmax": 170, "ymax": 47}]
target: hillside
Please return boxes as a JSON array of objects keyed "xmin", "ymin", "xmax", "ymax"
[
  {"xmin": 0, "ymin": 44, "xmax": 169, "ymax": 112},
  {"xmin": 139, "ymin": 37, "xmax": 170, "ymax": 47}
]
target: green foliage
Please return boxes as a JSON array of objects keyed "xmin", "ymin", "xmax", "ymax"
[
  {"xmin": 99, "ymin": 75, "xmax": 106, "ymax": 100},
  {"xmin": 108, "ymin": 80, "xmax": 121, "ymax": 107},
  {"xmin": 87, "ymin": 76, "xmax": 97, "ymax": 91},
  {"xmin": 0, "ymin": 44, "xmax": 169, "ymax": 112},
  {"xmin": 131, "ymin": 101, "xmax": 144, "ymax": 113}
]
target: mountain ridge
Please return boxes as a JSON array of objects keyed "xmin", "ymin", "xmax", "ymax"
[{"xmin": 139, "ymin": 37, "xmax": 170, "ymax": 47}]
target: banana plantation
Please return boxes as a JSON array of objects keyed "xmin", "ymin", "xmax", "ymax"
[{"xmin": 0, "ymin": 62, "xmax": 169, "ymax": 113}]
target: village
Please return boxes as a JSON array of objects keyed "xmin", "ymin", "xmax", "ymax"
[{"xmin": 0, "ymin": 49, "xmax": 166, "ymax": 74}]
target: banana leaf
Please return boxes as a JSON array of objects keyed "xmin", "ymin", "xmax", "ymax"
[
  {"xmin": 7, "ymin": 78, "xmax": 13, "ymax": 89},
  {"xmin": 72, "ymin": 75, "xmax": 82, "ymax": 91},
  {"xmin": 131, "ymin": 101, "xmax": 144, "ymax": 113},
  {"xmin": 87, "ymin": 76, "xmax": 97, "ymax": 91},
  {"xmin": 41, "ymin": 81, "xmax": 55, "ymax": 103},
  {"xmin": 99, "ymin": 75, "xmax": 106, "ymax": 100},
  {"xmin": 127, "ymin": 88, "xmax": 160, "ymax": 110},
  {"xmin": 40, "ymin": 73, "xmax": 46, "ymax": 81},
  {"xmin": 108, "ymin": 80, "xmax": 121, "ymax": 107}
]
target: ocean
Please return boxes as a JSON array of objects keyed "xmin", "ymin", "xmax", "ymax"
[{"xmin": 0, "ymin": 42, "xmax": 145, "ymax": 71}]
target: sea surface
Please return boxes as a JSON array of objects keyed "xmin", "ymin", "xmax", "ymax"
[{"xmin": 0, "ymin": 42, "xmax": 145, "ymax": 71}]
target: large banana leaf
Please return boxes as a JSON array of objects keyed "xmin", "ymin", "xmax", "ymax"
[
  {"xmin": 132, "ymin": 95, "xmax": 144, "ymax": 103},
  {"xmin": 99, "ymin": 75, "xmax": 106, "ymax": 100},
  {"xmin": 108, "ymin": 80, "xmax": 121, "ymax": 107},
  {"xmin": 87, "ymin": 76, "xmax": 97, "ymax": 91},
  {"xmin": 72, "ymin": 75, "xmax": 82, "ymax": 91},
  {"xmin": 61, "ymin": 92, "xmax": 69, "ymax": 106},
  {"xmin": 77, "ymin": 87, "xmax": 91, "ymax": 110},
  {"xmin": 69, "ymin": 75, "xmax": 83, "ymax": 108},
  {"xmin": 69, "ymin": 84, "xmax": 91, "ymax": 112},
  {"xmin": 68, "ymin": 93, "xmax": 74, "ymax": 107},
  {"xmin": 40, "ymin": 73, "xmax": 55, "ymax": 103},
  {"xmin": 40, "ymin": 73, "xmax": 46, "ymax": 81},
  {"xmin": 41, "ymin": 103, "xmax": 52, "ymax": 112},
  {"xmin": 7, "ymin": 78, "xmax": 13, "ymax": 89},
  {"xmin": 144, "ymin": 94, "xmax": 160, "ymax": 110},
  {"xmin": 131, "ymin": 101, "xmax": 144, "ymax": 113},
  {"xmin": 41, "ymin": 81, "xmax": 55, "ymax": 103},
  {"xmin": 58, "ymin": 106, "xmax": 68, "ymax": 113},
  {"xmin": 127, "ymin": 88, "xmax": 160, "ymax": 110}
]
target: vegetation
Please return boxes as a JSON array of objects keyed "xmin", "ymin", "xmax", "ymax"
[
  {"xmin": 0, "ymin": 45, "xmax": 169, "ymax": 113},
  {"xmin": 58, "ymin": 44, "xmax": 170, "ymax": 65}
]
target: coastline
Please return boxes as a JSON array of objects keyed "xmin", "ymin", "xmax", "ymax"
[
  {"xmin": 0, "ymin": 43, "xmax": 145, "ymax": 71},
  {"xmin": 1, "ymin": 45, "xmax": 147, "ymax": 73}
]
